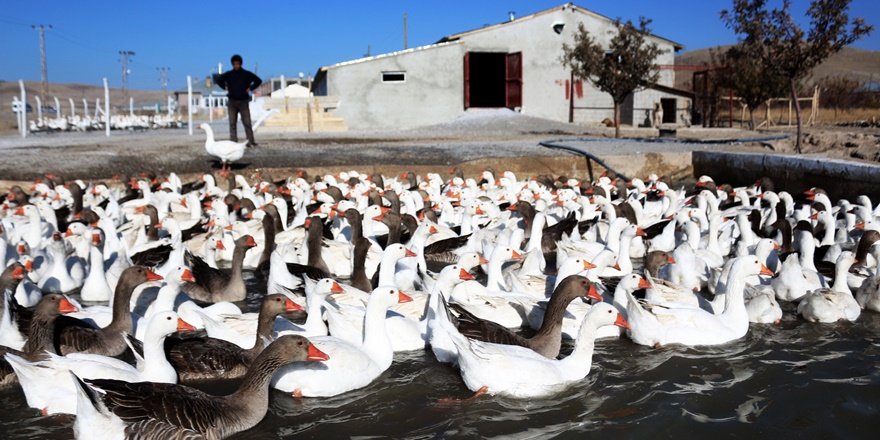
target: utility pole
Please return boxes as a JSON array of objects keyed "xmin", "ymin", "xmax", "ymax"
[
  {"xmin": 32, "ymin": 24, "xmax": 52, "ymax": 102},
  {"xmin": 403, "ymin": 13, "xmax": 408, "ymax": 49},
  {"xmin": 157, "ymin": 67, "xmax": 170, "ymax": 97},
  {"xmin": 118, "ymin": 50, "xmax": 136, "ymax": 103}
]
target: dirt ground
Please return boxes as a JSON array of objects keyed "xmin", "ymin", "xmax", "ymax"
[{"xmin": 0, "ymin": 109, "xmax": 877, "ymax": 193}]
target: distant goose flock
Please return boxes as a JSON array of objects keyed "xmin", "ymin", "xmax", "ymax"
[
  {"xmin": 0, "ymin": 166, "xmax": 879, "ymax": 438},
  {"xmin": 28, "ymin": 114, "xmax": 184, "ymax": 133}
]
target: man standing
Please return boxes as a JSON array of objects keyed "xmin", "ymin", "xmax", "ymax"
[{"xmin": 216, "ymin": 54, "xmax": 262, "ymax": 147}]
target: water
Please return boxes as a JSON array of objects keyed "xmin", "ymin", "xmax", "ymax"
[{"xmin": 2, "ymin": 272, "xmax": 879, "ymax": 439}]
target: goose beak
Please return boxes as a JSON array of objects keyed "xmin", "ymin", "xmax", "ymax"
[
  {"xmin": 760, "ymin": 265, "xmax": 774, "ymax": 276},
  {"xmin": 13, "ymin": 207, "xmax": 25, "ymax": 216},
  {"xmin": 215, "ymin": 240, "xmax": 225, "ymax": 250},
  {"xmin": 638, "ymin": 277, "xmax": 652, "ymax": 289},
  {"xmin": 809, "ymin": 213, "xmax": 818, "ymax": 220},
  {"xmin": 854, "ymin": 222, "xmax": 865, "ymax": 230},
  {"xmin": 330, "ymin": 281, "xmax": 345, "ymax": 294},
  {"xmin": 586, "ymin": 284, "xmax": 603, "ymax": 302},
  {"xmin": 180, "ymin": 269, "xmax": 196, "ymax": 283},
  {"xmin": 307, "ymin": 343, "xmax": 330, "ymax": 361},
  {"xmin": 405, "ymin": 248, "xmax": 418, "ymax": 258},
  {"xmin": 177, "ymin": 318, "xmax": 197, "ymax": 332},
  {"xmin": 245, "ymin": 236, "xmax": 257, "ymax": 247},
  {"xmin": 58, "ymin": 297, "xmax": 79, "ymax": 314},
  {"xmin": 511, "ymin": 250, "xmax": 523, "ymax": 260},
  {"xmin": 583, "ymin": 260, "xmax": 597, "ymax": 270},
  {"xmin": 91, "ymin": 234, "xmax": 102, "ymax": 246},
  {"xmin": 11, "ymin": 266, "xmax": 25, "ymax": 280},
  {"xmin": 478, "ymin": 255, "xmax": 490, "ymax": 265},
  {"xmin": 614, "ymin": 314, "xmax": 631, "ymax": 329},
  {"xmin": 475, "ymin": 206, "xmax": 485, "ymax": 215},
  {"xmin": 458, "ymin": 268, "xmax": 475, "ymax": 281},
  {"xmin": 612, "ymin": 262, "xmax": 622, "ymax": 271},
  {"xmin": 667, "ymin": 256, "xmax": 677, "ymax": 264},
  {"xmin": 429, "ymin": 225, "xmax": 439, "ymax": 234},
  {"xmin": 145, "ymin": 271, "xmax": 164, "ymax": 282},
  {"xmin": 635, "ymin": 227, "xmax": 647, "ymax": 237},
  {"xmin": 64, "ymin": 228, "xmax": 74, "ymax": 237},
  {"xmin": 772, "ymin": 243, "xmax": 781, "ymax": 251},
  {"xmin": 507, "ymin": 204, "xmax": 518, "ymax": 212},
  {"xmin": 24, "ymin": 260, "xmax": 34, "ymax": 272},
  {"xmin": 285, "ymin": 298, "xmax": 305, "ymax": 312},
  {"xmin": 398, "ymin": 290, "xmax": 413, "ymax": 303}
]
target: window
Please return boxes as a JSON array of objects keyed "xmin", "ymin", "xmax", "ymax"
[{"xmin": 382, "ymin": 71, "xmax": 406, "ymax": 83}]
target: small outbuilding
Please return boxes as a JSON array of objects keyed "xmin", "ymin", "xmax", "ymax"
[{"xmin": 313, "ymin": 2, "xmax": 692, "ymax": 130}]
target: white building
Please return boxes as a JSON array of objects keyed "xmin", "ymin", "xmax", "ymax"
[{"xmin": 313, "ymin": 3, "xmax": 692, "ymax": 130}]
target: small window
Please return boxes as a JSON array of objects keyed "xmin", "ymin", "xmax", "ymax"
[{"xmin": 382, "ymin": 71, "xmax": 406, "ymax": 83}]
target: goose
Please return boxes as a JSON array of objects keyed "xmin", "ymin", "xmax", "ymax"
[
  {"xmin": 80, "ymin": 230, "xmax": 113, "ymax": 302},
  {"xmin": 271, "ymin": 286, "xmax": 412, "ymax": 397},
  {"xmin": 6, "ymin": 311, "xmax": 194, "ymax": 415},
  {"xmin": 73, "ymin": 334, "xmax": 328, "ymax": 440},
  {"xmin": 37, "ymin": 232, "xmax": 83, "ymax": 294},
  {"xmin": 441, "ymin": 302, "xmax": 628, "ymax": 399},
  {"xmin": 199, "ymin": 123, "xmax": 246, "ymax": 176},
  {"xmin": 450, "ymin": 275, "xmax": 603, "ymax": 359},
  {"xmin": 855, "ymin": 243, "xmax": 880, "ymax": 312},
  {"xmin": 182, "ymin": 235, "xmax": 256, "ymax": 303},
  {"xmin": 744, "ymin": 288, "xmax": 783, "ymax": 324},
  {"xmin": 797, "ymin": 252, "xmax": 860, "ymax": 322},
  {"xmin": 54, "ymin": 266, "xmax": 162, "ymax": 356},
  {"xmin": 164, "ymin": 293, "xmax": 302, "ymax": 381},
  {"xmin": 625, "ymin": 256, "xmax": 772, "ymax": 347}
]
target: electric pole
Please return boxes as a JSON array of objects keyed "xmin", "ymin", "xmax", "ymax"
[
  {"xmin": 403, "ymin": 13, "xmax": 408, "ymax": 49},
  {"xmin": 157, "ymin": 67, "xmax": 170, "ymax": 97},
  {"xmin": 118, "ymin": 50, "xmax": 136, "ymax": 103},
  {"xmin": 32, "ymin": 24, "xmax": 52, "ymax": 102}
]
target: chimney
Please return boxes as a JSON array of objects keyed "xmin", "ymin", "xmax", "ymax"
[{"xmin": 508, "ymin": 11, "xmax": 516, "ymax": 21}]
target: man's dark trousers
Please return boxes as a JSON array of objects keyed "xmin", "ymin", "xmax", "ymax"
[{"xmin": 228, "ymin": 99, "xmax": 255, "ymax": 145}]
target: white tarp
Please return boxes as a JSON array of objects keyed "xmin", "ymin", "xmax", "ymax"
[{"xmin": 270, "ymin": 84, "xmax": 310, "ymax": 99}]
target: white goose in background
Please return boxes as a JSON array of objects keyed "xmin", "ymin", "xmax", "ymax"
[
  {"xmin": 797, "ymin": 252, "xmax": 860, "ymax": 322},
  {"xmin": 4, "ymin": 310, "xmax": 193, "ymax": 415},
  {"xmin": 625, "ymin": 256, "xmax": 773, "ymax": 347},
  {"xmin": 37, "ymin": 233, "xmax": 82, "ymax": 294},
  {"xmin": 80, "ymin": 230, "xmax": 113, "ymax": 302},
  {"xmin": 442, "ymin": 302, "xmax": 628, "ymax": 399},
  {"xmin": 199, "ymin": 123, "xmax": 246, "ymax": 175},
  {"xmin": 271, "ymin": 286, "xmax": 412, "ymax": 397}
]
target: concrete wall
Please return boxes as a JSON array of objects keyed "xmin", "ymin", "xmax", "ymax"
[
  {"xmin": 322, "ymin": 5, "xmax": 685, "ymax": 130},
  {"xmin": 693, "ymin": 151, "xmax": 880, "ymax": 201}
]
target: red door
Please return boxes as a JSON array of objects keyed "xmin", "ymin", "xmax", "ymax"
[
  {"xmin": 505, "ymin": 52, "xmax": 522, "ymax": 108},
  {"xmin": 463, "ymin": 53, "xmax": 471, "ymax": 109}
]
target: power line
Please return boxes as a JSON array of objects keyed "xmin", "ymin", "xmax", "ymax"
[
  {"xmin": 32, "ymin": 24, "xmax": 52, "ymax": 101},
  {"xmin": 118, "ymin": 50, "xmax": 135, "ymax": 102}
]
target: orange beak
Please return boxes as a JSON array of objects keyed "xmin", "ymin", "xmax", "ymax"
[
  {"xmin": 145, "ymin": 270, "xmax": 164, "ymax": 282},
  {"xmin": 586, "ymin": 283, "xmax": 603, "ymax": 302},
  {"xmin": 11, "ymin": 266, "xmax": 25, "ymax": 280},
  {"xmin": 507, "ymin": 204, "xmax": 518, "ymax": 212},
  {"xmin": 429, "ymin": 225, "xmax": 439, "ymax": 234},
  {"xmin": 478, "ymin": 255, "xmax": 490, "ymax": 265},
  {"xmin": 854, "ymin": 222, "xmax": 865, "ymax": 230},
  {"xmin": 612, "ymin": 262, "xmax": 622, "ymax": 271},
  {"xmin": 583, "ymin": 260, "xmax": 597, "ymax": 270},
  {"xmin": 637, "ymin": 277, "xmax": 652, "ymax": 289},
  {"xmin": 307, "ymin": 343, "xmax": 330, "ymax": 361},
  {"xmin": 809, "ymin": 212, "xmax": 818, "ymax": 220},
  {"xmin": 667, "ymin": 256, "xmax": 676, "ymax": 264},
  {"xmin": 614, "ymin": 314, "xmax": 631, "ymax": 329},
  {"xmin": 760, "ymin": 265, "xmax": 774, "ymax": 276},
  {"xmin": 177, "ymin": 318, "xmax": 197, "ymax": 332},
  {"xmin": 285, "ymin": 298, "xmax": 305, "ymax": 312},
  {"xmin": 245, "ymin": 236, "xmax": 257, "ymax": 247},
  {"xmin": 134, "ymin": 206, "xmax": 145, "ymax": 214},
  {"xmin": 405, "ymin": 248, "xmax": 417, "ymax": 258},
  {"xmin": 13, "ymin": 207, "xmax": 25, "ymax": 216},
  {"xmin": 91, "ymin": 234, "xmax": 102, "ymax": 246},
  {"xmin": 398, "ymin": 290, "xmax": 414, "ymax": 303},
  {"xmin": 24, "ymin": 260, "xmax": 34, "ymax": 272},
  {"xmin": 511, "ymin": 250, "xmax": 523, "ymax": 260},
  {"xmin": 58, "ymin": 297, "xmax": 79, "ymax": 314},
  {"xmin": 635, "ymin": 227, "xmax": 647, "ymax": 237},
  {"xmin": 475, "ymin": 206, "xmax": 485, "ymax": 215},
  {"xmin": 459, "ymin": 268, "xmax": 475, "ymax": 281},
  {"xmin": 330, "ymin": 281, "xmax": 345, "ymax": 294},
  {"xmin": 64, "ymin": 228, "xmax": 73, "ymax": 237},
  {"xmin": 180, "ymin": 269, "xmax": 196, "ymax": 283},
  {"xmin": 215, "ymin": 240, "xmax": 225, "ymax": 250},
  {"xmin": 772, "ymin": 243, "xmax": 781, "ymax": 251}
]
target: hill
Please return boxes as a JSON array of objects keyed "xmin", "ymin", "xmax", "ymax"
[{"xmin": 673, "ymin": 46, "xmax": 880, "ymax": 90}]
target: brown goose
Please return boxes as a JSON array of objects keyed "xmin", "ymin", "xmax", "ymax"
[
  {"xmin": 449, "ymin": 275, "xmax": 603, "ymax": 359},
  {"xmin": 1, "ymin": 293, "xmax": 78, "ymax": 387},
  {"xmin": 350, "ymin": 236, "xmax": 373, "ymax": 293},
  {"xmin": 304, "ymin": 216, "xmax": 330, "ymax": 275},
  {"xmin": 54, "ymin": 266, "xmax": 162, "ymax": 356},
  {"xmin": 75, "ymin": 334, "xmax": 328, "ymax": 440},
  {"xmin": 165, "ymin": 293, "xmax": 303, "ymax": 381},
  {"xmin": 182, "ymin": 235, "xmax": 256, "ymax": 303}
]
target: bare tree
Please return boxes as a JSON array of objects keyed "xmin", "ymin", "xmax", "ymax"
[
  {"xmin": 563, "ymin": 18, "xmax": 664, "ymax": 138},
  {"xmin": 722, "ymin": 0, "xmax": 872, "ymax": 153},
  {"xmin": 819, "ymin": 76, "xmax": 861, "ymax": 118},
  {"xmin": 714, "ymin": 43, "xmax": 788, "ymax": 130}
]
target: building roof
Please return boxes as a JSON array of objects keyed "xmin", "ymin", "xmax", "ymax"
[{"xmin": 437, "ymin": 2, "xmax": 684, "ymax": 51}]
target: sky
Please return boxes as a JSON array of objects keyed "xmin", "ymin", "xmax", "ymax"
[{"xmin": 1, "ymin": 0, "xmax": 878, "ymax": 91}]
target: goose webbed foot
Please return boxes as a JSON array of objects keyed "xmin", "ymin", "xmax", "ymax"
[{"xmin": 435, "ymin": 385, "xmax": 488, "ymax": 406}]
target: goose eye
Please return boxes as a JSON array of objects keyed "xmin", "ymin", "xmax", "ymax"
[
  {"xmin": 389, "ymin": 290, "xmax": 394, "ymax": 294},
  {"xmin": 608, "ymin": 310, "xmax": 612, "ymax": 314},
  {"xmin": 166, "ymin": 316, "xmax": 172, "ymax": 320},
  {"xmin": 298, "ymin": 341, "xmax": 303, "ymax": 346}
]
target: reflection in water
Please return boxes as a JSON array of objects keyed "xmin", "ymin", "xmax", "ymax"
[{"xmin": 0, "ymin": 271, "xmax": 878, "ymax": 439}]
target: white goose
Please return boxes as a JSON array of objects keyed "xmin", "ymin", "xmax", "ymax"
[
  {"xmin": 797, "ymin": 252, "xmax": 860, "ymax": 322},
  {"xmin": 443, "ymin": 302, "xmax": 628, "ymax": 399},
  {"xmin": 199, "ymin": 123, "xmax": 246, "ymax": 175},
  {"xmin": 625, "ymin": 256, "xmax": 772, "ymax": 347},
  {"xmin": 270, "ymin": 286, "xmax": 411, "ymax": 397},
  {"xmin": 856, "ymin": 243, "xmax": 880, "ymax": 312}
]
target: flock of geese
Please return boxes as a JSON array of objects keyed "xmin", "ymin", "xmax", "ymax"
[
  {"xmin": 28, "ymin": 114, "xmax": 184, "ymax": 133},
  {"xmin": 0, "ymin": 166, "xmax": 879, "ymax": 439}
]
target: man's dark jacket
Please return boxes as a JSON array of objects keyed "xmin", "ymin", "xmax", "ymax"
[{"xmin": 216, "ymin": 69, "xmax": 262, "ymax": 101}]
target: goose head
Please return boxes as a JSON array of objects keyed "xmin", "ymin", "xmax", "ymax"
[
  {"xmin": 618, "ymin": 273, "xmax": 652, "ymax": 293},
  {"xmin": 147, "ymin": 311, "xmax": 196, "ymax": 339},
  {"xmin": 262, "ymin": 293, "xmax": 305, "ymax": 316},
  {"xmin": 585, "ymin": 302, "xmax": 629, "ymax": 330},
  {"xmin": 369, "ymin": 286, "xmax": 413, "ymax": 309}
]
